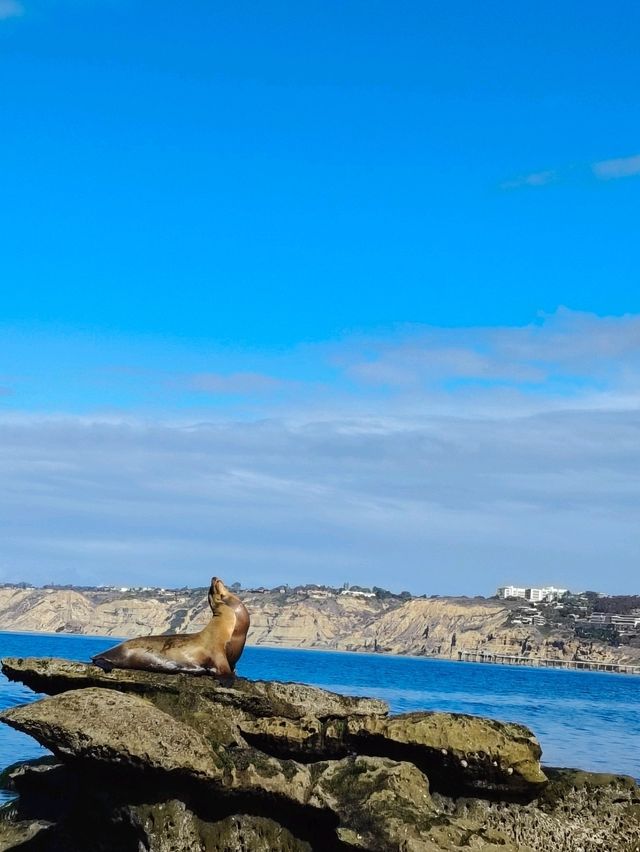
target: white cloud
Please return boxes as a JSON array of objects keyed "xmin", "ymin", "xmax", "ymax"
[
  {"xmin": 500, "ymin": 170, "xmax": 557, "ymax": 190},
  {"xmin": 0, "ymin": 410, "xmax": 637, "ymax": 595},
  {"xmin": 335, "ymin": 310, "xmax": 640, "ymax": 405},
  {"xmin": 592, "ymin": 153, "xmax": 640, "ymax": 180},
  {"xmin": 0, "ymin": 0, "xmax": 23, "ymax": 20},
  {"xmin": 503, "ymin": 153, "xmax": 640, "ymax": 189},
  {"xmin": 1, "ymin": 311, "xmax": 639, "ymax": 595}
]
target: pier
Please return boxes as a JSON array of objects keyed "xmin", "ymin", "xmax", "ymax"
[{"xmin": 457, "ymin": 650, "xmax": 640, "ymax": 675}]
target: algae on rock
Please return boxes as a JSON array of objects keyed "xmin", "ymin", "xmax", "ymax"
[{"xmin": 1, "ymin": 657, "xmax": 639, "ymax": 852}]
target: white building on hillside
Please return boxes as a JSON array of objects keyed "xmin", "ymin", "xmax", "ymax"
[
  {"xmin": 589, "ymin": 613, "xmax": 640, "ymax": 628},
  {"xmin": 497, "ymin": 585, "xmax": 568, "ymax": 602},
  {"xmin": 497, "ymin": 586, "xmax": 527, "ymax": 599},
  {"xmin": 340, "ymin": 589, "xmax": 376, "ymax": 598},
  {"xmin": 528, "ymin": 586, "xmax": 568, "ymax": 602}
]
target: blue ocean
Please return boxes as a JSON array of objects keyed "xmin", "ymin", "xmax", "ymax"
[{"xmin": 1, "ymin": 631, "xmax": 639, "ymax": 805}]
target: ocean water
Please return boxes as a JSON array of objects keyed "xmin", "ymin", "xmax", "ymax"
[{"xmin": 1, "ymin": 631, "xmax": 639, "ymax": 805}]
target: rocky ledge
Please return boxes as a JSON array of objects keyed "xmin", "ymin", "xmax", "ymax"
[{"xmin": 0, "ymin": 658, "xmax": 638, "ymax": 852}]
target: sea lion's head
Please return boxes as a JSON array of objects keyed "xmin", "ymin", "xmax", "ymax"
[
  {"xmin": 208, "ymin": 576, "xmax": 232, "ymax": 611},
  {"xmin": 207, "ymin": 577, "xmax": 249, "ymax": 631}
]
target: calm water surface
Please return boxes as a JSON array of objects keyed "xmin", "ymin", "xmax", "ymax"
[{"xmin": 1, "ymin": 631, "xmax": 639, "ymax": 804}]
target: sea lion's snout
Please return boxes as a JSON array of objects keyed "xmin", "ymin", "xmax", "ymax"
[{"xmin": 209, "ymin": 577, "xmax": 228, "ymax": 604}]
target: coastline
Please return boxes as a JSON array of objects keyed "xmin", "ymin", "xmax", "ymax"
[
  {"xmin": 2, "ymin": 627, "xmax": 640, "ymax": 678},
  {"xmin": 3, "ymin": 585, "xmax": 639, "ymax": 675}
]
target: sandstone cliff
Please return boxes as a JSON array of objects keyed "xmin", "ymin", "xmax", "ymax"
[{"xmin": 1, "ymin": 586, "xmax": 638, "ymax": 668}]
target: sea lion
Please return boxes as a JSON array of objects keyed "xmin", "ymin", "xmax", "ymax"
[{"xmin": 91, "ymin": 577, "xmax": 250, "ymax": 678}]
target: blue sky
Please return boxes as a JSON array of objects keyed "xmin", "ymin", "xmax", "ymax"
[{"xmin": 1, "ymin": 1, "xmax": 639, "ymax": 593}]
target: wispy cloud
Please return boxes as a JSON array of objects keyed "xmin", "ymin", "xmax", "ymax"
[
  {"xmin": 502, "ymin": 152, "xmax": 640, "ymax": 190},
  {"xmin": 337, "ymin": 309, "xmax": 640, "ymax": 405},
  {"xmin": 591, "ymin": 153, "xmax": 640, "ymax": 180},
  {"xmin": 500, "ymin": 170, "xmax": 557, "ymax": 190},
  {"xmin": 0, "ymin": 0, "xmax": 23, "ymax": 20},
  {"xmin": 185, "ymin": 371, "xmax": 289, "ymax": 395},
  {"xmin": 0, "ymin": 404, "xmax": 638, "ymax": 594},
  {"xmin": 1, "ymin": 311, "xmax": 639, "ymax": 594}
]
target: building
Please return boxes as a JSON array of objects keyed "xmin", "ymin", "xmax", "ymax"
[
  {"xmin": 589, "ymin": 613, "xmax": 640, "ymax": 628},
  {"xmin": 497, "ymin": 586, "xmax": 527, "ymax": 599},
  {"xmin": 340, "ymin": 589, "xmax": 376, "ymax": 598},
  {"xmin": 526, "ymin": 588, "xmax": 547, "ymax": 602},
  {"xmin": 497, "ymin": 585, "xmax": 568, "ymax": 602},
  {"xmin": 529, "ymin": 586, "xmax": 568, "ymax": 601},
  {"xmin": 512, "ymin": 614, "xmax": 547, "ymax": 626}
]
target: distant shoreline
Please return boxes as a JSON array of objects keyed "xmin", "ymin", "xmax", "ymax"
[
  {"xmin": 2, "ymin": 628, "xmax": 639, "ymax": 678},
  {"xmin": 0, "ymin": 627, "xmax": 127, "ymax": 642},
  {"xmin": 3, "ymin": 584, "xmax": 639, "ymax": 673}
]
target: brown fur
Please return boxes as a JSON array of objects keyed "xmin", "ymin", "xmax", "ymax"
[{"xmin": 91, "ymin": 578, "xmax": 250, "ymax": 678}]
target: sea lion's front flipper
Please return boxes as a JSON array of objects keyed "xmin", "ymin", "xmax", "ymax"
[
  {"xmin": 91, "ymin": 655, "xmax": 114, "ymax": 673},
  {"xmin": 208, "ymin": 650, "xmax": 232, "ymax": 678}
]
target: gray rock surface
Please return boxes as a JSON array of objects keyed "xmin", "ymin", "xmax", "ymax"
[
  {"xmin": 1, "ymin": 688, "xmax": 221, "ymax": 781},
  {"xmin": 1, "ymin": 657, "xmax": 638, "ymax": 851},
  {"xmin": 1, "ymin": 656, "xmax": 387, "ymax": 718},
  {"xmin": 240, "ymin": 710, "xmax": 547, "ymax": 799}
]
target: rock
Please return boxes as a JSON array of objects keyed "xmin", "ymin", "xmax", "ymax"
[
  {"xmin": 0, "ymin": 688, "xmax": 320, "ymax": 807},
  {"xmin": 1, "ymin": 758, "xmax": 313, "ymax": 851},
  {"xmin": 435, "ymin": 768, "xmax": 640, "ymax": 852},
  {"xmin": 1, "ymin": 657, "xmax": 638, "ymax": 852},
  {"xmin": 1, "ymin": 657, "xmax": 388, "ymax": 720},
  {"xmin": 344, "ymin": 712, "xmax": 547, "ymax": 800},
  {"xmin": 310, "ymin": 755, "xmax": 436, "ymax": 851},
  {"xmin": 0, "ymin": 688, "xmax": 222, "ymax": 782},
  {"xmin": 3, "ymin": 659, "xmax": 544, "ymax": 800},
  {"xmin": 126, "ymin": 805, "xmax": 313, "ymax": 852},
  {"xmin": 241, "ymin": 715, "xmax": 332, "ymax": 759},
  {"xmin": 0, "ymin": 817, "xmax": 51, "ymax": 852},
  {"xmin": 240, "ymin": 711, "xmax": 547, "ymax": 800},
  {"xmin": 0, "ymin": 759, "xmax": 74, "ymax": 851},
  {"xmin": 0, "ymin": 686, "xmax": 438, "ymax": 848}
]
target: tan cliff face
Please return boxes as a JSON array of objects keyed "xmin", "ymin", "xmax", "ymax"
[
  {"xmin": 0, "ymin": 587, "xmax": 178, "ymax": 637},
  {"xmin": 246, "ymin": 592, "xmax": 390, "ymax": 648},
  {"xmin": 1, "ymin": 586, "xmax": 638, "ymax": 667},
  {"xmin": 347, "ymin": 598, "xmax": 514, "ymax": 656}
]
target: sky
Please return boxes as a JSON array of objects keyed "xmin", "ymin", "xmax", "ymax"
[{"xmin": 1, "ymin": 1, "xmax": 639, "ymax": 594}]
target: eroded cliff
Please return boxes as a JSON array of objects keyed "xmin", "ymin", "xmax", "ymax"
[{"xmin": 1, "ymin": 586, "xmax": 638, "ymax": 667}]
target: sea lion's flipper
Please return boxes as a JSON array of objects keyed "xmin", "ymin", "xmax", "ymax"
[
  {"xmin": 92, "ymin": 655, "xmax": 114, "ymax": 673},
  {"xmin": 208, "ymin": 649, "xmax": 232, "ymax": 678}
]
